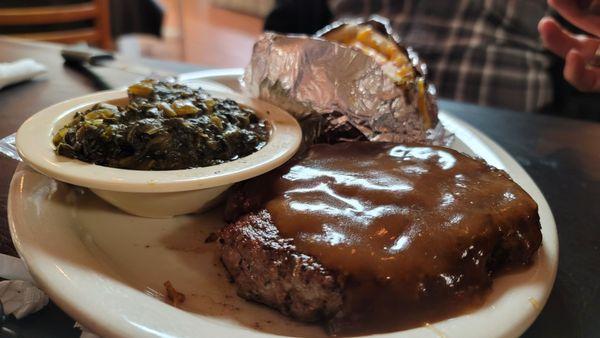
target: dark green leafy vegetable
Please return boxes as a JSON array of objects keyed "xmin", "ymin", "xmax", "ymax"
[{"xmin": 53, "ymin": 80, "xmax": 269, "ymax": 170}]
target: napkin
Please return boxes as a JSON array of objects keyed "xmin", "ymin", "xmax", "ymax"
[
  {"xmin": 0, "ymin": 255, "xmax": 100, "ymax": 337},
  {"xmin": 0, "ymin": 58, "xmax": 47, "ymax": 90},
  {"xmin": 0, "ymin": 253, "xmax": 32, "ymax": 282},
  {"xmin": 0, "ymin": 280, "xmax": 48, "ymax": 319},
  {"xmin": 0, "ymin": 254, "xmax": 48, "ymax": 319}
]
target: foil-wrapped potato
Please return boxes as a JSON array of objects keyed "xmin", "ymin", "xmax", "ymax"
[{"xmin": 242, "ymin": 16, "xmax": 450, "ymax": 145}]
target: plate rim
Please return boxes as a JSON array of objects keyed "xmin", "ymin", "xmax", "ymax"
[{"xmin": 8, "ymin": 69, "xmax": 558, "ymax": 338}]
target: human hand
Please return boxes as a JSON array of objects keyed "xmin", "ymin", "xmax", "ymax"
[
  {"xmin": 549, "ymin": 0, "xmax": 600, "ymax": 35},
  {"xmin": 539, "ymin": 0, "xmax": 600, "ymax": 92}
]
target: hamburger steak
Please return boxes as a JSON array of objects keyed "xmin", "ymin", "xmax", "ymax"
[{"xmin": 218, "ymin": 142, "xmax": 542, "ymax": 334}]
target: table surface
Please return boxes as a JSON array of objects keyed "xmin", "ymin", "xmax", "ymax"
[{"xmin": 0, "ymin": 38, "xmax": 598, "ymax": 338}]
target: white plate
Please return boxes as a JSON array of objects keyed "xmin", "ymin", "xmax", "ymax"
[{"xmin": 8, "ymin": 69, "xmax": 558, "ymax": 338}]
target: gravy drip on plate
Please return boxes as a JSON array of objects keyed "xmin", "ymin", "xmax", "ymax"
[{"xmin": 260, "ymin": 142, "xmax": 541, "ymax": 332}]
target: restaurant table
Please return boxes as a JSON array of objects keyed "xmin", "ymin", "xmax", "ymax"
[{"xmin": 0, "ymin": 37, "xmax": 598, "ymax": 338}]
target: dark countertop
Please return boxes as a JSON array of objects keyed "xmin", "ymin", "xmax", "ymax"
[
  {"xmin": 441, "ymin": 100, "xmax": 600, "ymax": 337},
  {"xmin": 0, "ymin": 38, "xmax": 598, "ymax": 338}
]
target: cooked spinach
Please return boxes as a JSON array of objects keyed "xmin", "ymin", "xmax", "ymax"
[{"xmin": 53, "ymin": 80, "xmax": 269, "ymax": 170}]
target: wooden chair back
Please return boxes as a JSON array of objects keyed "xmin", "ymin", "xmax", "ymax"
[{"xmin": 0, "ymin": 0, "xmax": 111, "ymax": 49}]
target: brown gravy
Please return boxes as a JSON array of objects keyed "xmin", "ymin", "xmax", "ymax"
[{"xmin": 236, "ymin": 142, "xmax": 541, "ymax": 334}]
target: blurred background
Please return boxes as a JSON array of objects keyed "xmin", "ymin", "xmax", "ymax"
[
  {"xmin": 0, "ymin": 0, "xmax": 268, "ymax": 66},
  {"xmin": 115, "ymin": 0, "xmax": 268, "ymax": 67},
  {"xmin": 0, "ymin": 0, "xmax": 597, "ymax": 120}
]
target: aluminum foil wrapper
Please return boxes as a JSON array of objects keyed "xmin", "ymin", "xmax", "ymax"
[{"xmin": 242, "ymin": 18, "xmax": 452, "ymax": 146}]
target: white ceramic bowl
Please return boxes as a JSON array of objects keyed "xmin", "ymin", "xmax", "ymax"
[{"xmin": 16, "ymin": 89, "xmax": 302, "ymax": 218}]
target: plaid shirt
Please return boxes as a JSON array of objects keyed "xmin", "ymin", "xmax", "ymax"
[{"xmin": 329, "ymin": 0, "xmax": 553, "ymax": 112}]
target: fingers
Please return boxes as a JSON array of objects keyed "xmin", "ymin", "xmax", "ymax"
[
  {"xmin": 539, "ymin": 5, "xmax": 600, "ymax": 92},
  {"xmin": 539, "ymin": 17, "xmax": 600, "ymax": 58},
  {"xmin": 547, "ymin": 0, "xmax": 600, "ymax": 36},
  {"xmin": 564, "ymin": 49, "xmax": 600, "ymax": 92},
  {"xmin": 539, "ymin": 17, "xmax": 582, "ymax": 57}
]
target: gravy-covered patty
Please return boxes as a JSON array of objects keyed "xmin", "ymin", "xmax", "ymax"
[{"xmin": 219, "ymin": 142, "xmax": 542, "ymax": 334}]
